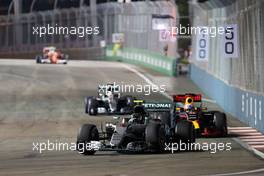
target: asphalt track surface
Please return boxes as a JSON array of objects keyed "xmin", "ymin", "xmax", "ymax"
[{"xmin": 0, "ymin": 60, "xmax": 263, "ymax": 176}]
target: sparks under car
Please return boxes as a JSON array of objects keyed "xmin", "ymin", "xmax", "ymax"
[
  {"xmin": 172, "ymin": 93, "xmax": 228, "ymax": 137},
  {"xmin": 84, "ymin": 84, "xmax": 136, "ymax": 115},
  {"xmin": 77, "ymin": 102, "xmax": 195, "ymax": 155},
  {"xmin": 35, "ymin": 46, "xmax": 69, "ymax": 64}
]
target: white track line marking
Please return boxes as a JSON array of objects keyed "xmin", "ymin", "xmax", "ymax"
[
  {"xmin": 123, "ymin": 64, "xmax": 172, "ymax": 100},
  {"xmin": 250, "ymin": 145, "xmax": 264, "ymax": 149},
  {"xmin": 234, "ymin": 132, "xmax": 263, "ymax": 136},
  {"xmin": 241, "ymin": 138, "xmax": 264, "ymax": 142},
  {"xmin": 210, "ymin": 168, "xmax": 264, "ymax": 176},
  {"xmin": 123, "ymin": 64, "xmax": 216, "ymax": 104},
  {"xmin": 228, "ymin": 129, "xmax": 258, "ymax": 133},
  {"xmin": 247, "ymin": 142, "xmax": 264, "ymax": 145},
  {"xmin": 240, "ymin": 136, "xmax": 264, "ymax": 139},
  {"xmin": 228, "ymin": 127, "xmax": 252, "ymax": 129}
]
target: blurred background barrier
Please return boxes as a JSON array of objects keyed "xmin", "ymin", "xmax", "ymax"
[
  {"xmin": 190, "ymin": 0, "xmax": 264, "ymax": 133},
  {"xmin": 0, "ymin": 47, "xmax": 104, "ymax": 60},
  {"xmin": 106, "ymin": 45, "xmax": 176, "ymax": 76},
  {"xmin": 0, "ymin": 1, "xmax": 177, "ymax": 60}
]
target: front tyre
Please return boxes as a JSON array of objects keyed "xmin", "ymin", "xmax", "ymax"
[
  {"xmin": 35, "ymin": 55, "xmax": 42, "ymax": 64},
  {"xmin": 85, "ymin": 97, "xmax": 98, "ymax": 115},
  {"xmin": 214, "ymin": 112, "xmax": 228, "ymax": 136},
  {"xmin": 175, "ymin": 120, "xmax": 195, "ymax": 144},
  {"xmin": 145, "ymin": 122, "xmax": 166, "ymax": 152},
  {"xmin": 76, "ymin": 124, "xmax": 99, "ymax": 155},
  {"xmin": 117, "ymin": 95, "xmax": 135, "ymax": 113}
]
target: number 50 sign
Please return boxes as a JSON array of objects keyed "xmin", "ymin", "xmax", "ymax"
[{"xmin": 222, "ymin": 24, "xmax": 239, "ymax": 58}]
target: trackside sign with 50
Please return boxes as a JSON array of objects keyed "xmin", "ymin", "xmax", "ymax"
[{"xmin": 222, "ymin": 24, "xmax": 239, "ymax": 58}]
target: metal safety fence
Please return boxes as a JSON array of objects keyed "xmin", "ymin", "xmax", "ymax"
[
  {"xmin": 190, "ymin": 0, "xmax": 264, "ymax": 132},
  {"xmin": 0, "ymin": 1, "xmax": 177, "ymax": 58},
  {"xmin": 191, "ymin": 0, "xmax": 264, "ymax": 94}
]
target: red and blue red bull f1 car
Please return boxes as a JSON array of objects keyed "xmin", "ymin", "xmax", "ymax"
[{"xmin": 172, "ymin": 93, "xmax": 228, "ymax": 137}]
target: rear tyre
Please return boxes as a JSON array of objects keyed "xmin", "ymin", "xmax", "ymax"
[
  {"xmin": 64, "ymin": 54, "xmax": 69, "ymax": 60},
  {"xmin": 158, "ymin": 112, "xmax": 171, "ymax": 128},
  {"xmin": 85, "ymin": 97, "xmax": 89, "ymax": 114},
  {"xmin": 145, "ymin": 122, "xmax": 166, "ymax": 152},
  {"xmin": 214, "ymin": 112, "xmax": 228, "ymax": 136},
  {"xmin": 63, "ymin": 54, "xmax": 69, "ymax": 64},
  {"xmin": 175, "ymin": 120, "xmax": 195, "ymax": 143},
  {"xmin": 76, "ymin": 124, "xmax": 99, "ymax": 155},
  {"xmin": 35, "ymin": 55, "xmax": 41, "ymax": 64},
  {"xmin": 117, "ymin": 96, "xmax": 135, "ymax": 113},
  {"xmin": 85, "ymin": 97, "xmax": 98, "ymax": 115}
]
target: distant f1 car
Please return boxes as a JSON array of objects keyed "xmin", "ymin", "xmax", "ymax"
[
  {"xmin": 35, "ymin": 46, "xmax": 68, "ymax": 64},
  {"xmin": 77, "ymin": 101, "xmax": 195, "ymax": 155},
  {"xmin": 172, "ymin": 93, "xmax": 228, "ymax": 137},
  {"xmin": 84, "ymin": 84, "xmax": 135, "ymax": 115}
]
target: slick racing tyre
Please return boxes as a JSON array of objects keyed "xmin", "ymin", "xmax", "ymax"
[
  {"xmin": 35, "ymin": 55, "xmax": 42, "ymax": 64},
  {"xmin": 157, "ymin": 112, "xmax": 171, "ymax": 128},
  {"xmin": 214, "ymin": 112, "xmax": 228, "ymax": 136},
  {"xmin": 145, "ymin": 122, "xmax": 166, "ymax": 152},
  {"xmin": 117, "ymin": 95, "xmax": 134, "ymax": 113},
  {"xmin": 62, "ymin": 54, "xmax": 69, "ymax": 64},
  {"xmin": 77, "ymin": 124, "xmax": 99, "ymax": 155},
  {"xmin": 64, "ymin": 54, "xmax": 69, "ymax": 60},
  {"xmin": 85, "ymin": 97, "xmax": 89, "ymax": 114},
  {"xmin": 175, "ymin": 120, "xmax": 195, "ymax": 143},
  {"xmin": 85, "ymin": 97, "xmax": 98, "ymax": 115}
]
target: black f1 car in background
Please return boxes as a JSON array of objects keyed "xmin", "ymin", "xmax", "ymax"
[
  {"xmin": 85, "ymin": 84, "xmax": 135, "ymax": 115},
  {"xmin": 172, "ymin": 93, "xmax": 228, "ymax": 137},
  {"xmin": 77, "ymin": 102, "xmax": 195, "ymax": 155},
  {"xmin": 35, "ymin": 46, "xmax": 69, "ymax": 64}
]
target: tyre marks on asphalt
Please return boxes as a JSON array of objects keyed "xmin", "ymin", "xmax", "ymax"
[{"xmin": 228, "ymin": 127, "xmax": 264, "ymax": 153}]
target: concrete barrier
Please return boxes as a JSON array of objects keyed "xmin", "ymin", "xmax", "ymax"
[
  {"xmin": 106, "ymin": 46, "xmax": 176, "ymax": 76},
  {"xmin": 191, "ymin": 64, "xmax": 264, "ymax": 133}
]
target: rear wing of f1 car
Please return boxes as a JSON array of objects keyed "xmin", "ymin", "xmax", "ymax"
[{"xmin": 172, "ymin": 93, "xmax": 202, "ymax": 103}]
